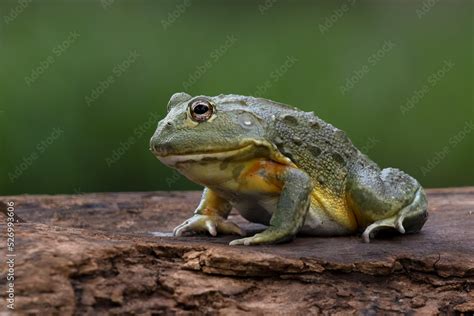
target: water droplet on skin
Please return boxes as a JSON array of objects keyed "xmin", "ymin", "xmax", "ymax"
[{"xmin": 238, "ymin": 114, "xmax": 255, "ymax": 128}]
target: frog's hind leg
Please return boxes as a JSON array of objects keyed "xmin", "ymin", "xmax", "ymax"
[
  {"xmin": 362, "ymin": 187, "xmax": 428, "ymax": 242},
  {"xmin": 347, "ymin": 167, "xmax": 428, "ymax": 243}
]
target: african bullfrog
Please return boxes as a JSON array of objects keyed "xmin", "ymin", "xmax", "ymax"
[{"xmin": 150, "ymin": 93, "xmax": 428, "ymax": 245}]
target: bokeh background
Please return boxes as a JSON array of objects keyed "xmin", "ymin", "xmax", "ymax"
[{"xmin": 0, "ymin": 0, "xmax": 472, "ymax": 195}]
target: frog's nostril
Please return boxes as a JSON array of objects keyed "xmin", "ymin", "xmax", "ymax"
[
  {"xmin": 150, "ymin": 137, "xmax": 173, "ymax": 156},
  {"xmin": 164, "ymin": 121, "xmax": 174, "ymax": 130}
]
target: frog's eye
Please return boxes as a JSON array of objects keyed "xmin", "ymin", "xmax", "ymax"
[{"xmin": 189, "ymin": 99, "xmax": 214, "ymax": 122}]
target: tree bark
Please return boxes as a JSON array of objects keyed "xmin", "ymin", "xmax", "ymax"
[{"xmin": 0, "ymin": 188, "xmax": 473, "ymax": 315}]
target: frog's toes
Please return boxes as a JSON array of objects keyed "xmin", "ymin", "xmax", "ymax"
[
  {"xmin": 173, "ymin": 215, "xmax": 210, "ymax": 236},
  {"xmin": 173, "ymin": 219, "xmax": 198, "ymax": 237},
  {"xmin": 229, "ymin": 234, "xmax": 287, "ymax": 246},
  {"xmin": 229, "ymin": 237, "xmax": 250, "ymax": 246},
  {"xmin": 173, "ymin": 215, "xmax": 245, "ymax": 237},
  {"xmin": 229, "ymin": 228, "xmax": 293, "ymax": 246},
  {"xmin": 205, "ymin": 221, "xmax": 217, "ymax": 236}
]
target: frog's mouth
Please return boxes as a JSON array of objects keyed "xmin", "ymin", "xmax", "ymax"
[
  {"xmin": 153, "ymin": 139, "xmax": 295, "ymax": 167},
  {"xmin": 155, "ymin": 143, "xmax": 256, "ymax": 166}
]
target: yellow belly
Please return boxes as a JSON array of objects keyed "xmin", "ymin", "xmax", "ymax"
[
  {"xmin": 178, "ymin": 157, "xmax": 358, "ymax": 232},
  {"xmin": 310, "ymin": 186, "xmax": 358, "ymax": 232}
]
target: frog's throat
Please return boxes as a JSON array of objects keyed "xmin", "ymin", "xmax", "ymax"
[{"xmin": 156, "ymin": 139, "xmax": 294, "ymax": 167}]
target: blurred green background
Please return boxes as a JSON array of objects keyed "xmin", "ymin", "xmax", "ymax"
[{"xmin": 0, "ymin": 0, "xmax": 472, "ymax": 195}]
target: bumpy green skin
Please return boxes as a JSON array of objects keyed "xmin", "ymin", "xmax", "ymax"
[{"xmin": 150, "ymin": 93, "xmax": 428, "ymax": 245}]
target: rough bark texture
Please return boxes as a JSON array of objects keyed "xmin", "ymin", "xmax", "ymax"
[{"xmin": 0, "ymin": 188, "xmax": 473, "ymax": 315}]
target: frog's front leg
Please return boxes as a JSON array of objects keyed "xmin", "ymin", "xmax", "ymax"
[
  {"xmin": 230, "ymin": 166, "xmax": 312, "ymax": 246},
  {"xmin": 173, "ymin": 188, "xmax": 245, "ymax": 237}
]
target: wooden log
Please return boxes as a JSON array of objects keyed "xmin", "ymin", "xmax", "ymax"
[{"xmin": 0, "ymin": 188, "xmax": 473, "ymax": 315}]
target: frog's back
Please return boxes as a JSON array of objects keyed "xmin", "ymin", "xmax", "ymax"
[
  {"xmin": 243, "ymin": 96, "xmax": 368, "ymax": 232},
  {"xmin": 243, "ymin": 96, "xmax": 365, "ymax": 189}
]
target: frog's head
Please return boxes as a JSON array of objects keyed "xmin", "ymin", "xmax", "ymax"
[{"xmin": 150, "ymin": 92, "xmax": 280, "ymax": 167}]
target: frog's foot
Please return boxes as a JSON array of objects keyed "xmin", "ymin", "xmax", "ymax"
[
  {"xmin": 362, "ymin": 187, "xmax": 428, "ymax": 243},
  {"xmin": 173, "ymin": 214, "xmax": 245, "ymax": 237},
  {"xmin": 229, "ymin": 228, "xmax": 294, "ymax": 246},
  {"xmin": 362, "ymin": 215, "xmax": 404, "ymax": 243}
]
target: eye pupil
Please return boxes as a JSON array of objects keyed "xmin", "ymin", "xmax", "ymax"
[
  {"xmin": 194, "ymin": 103, "xmax": 209, "ymax": 114},
  {"xmin": 189, "ymin": 99, "xmax": 213, "ymax": 122}
]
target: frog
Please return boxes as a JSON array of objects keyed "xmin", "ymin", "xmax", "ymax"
[{"xmin": 150, "ymin": 92, "xmax": 428, "ymax": 245}]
